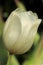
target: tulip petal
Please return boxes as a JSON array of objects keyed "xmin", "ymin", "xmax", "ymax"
[{"xmin": 3, "ymin": 14, "xmax": 21, "ymax": 52}]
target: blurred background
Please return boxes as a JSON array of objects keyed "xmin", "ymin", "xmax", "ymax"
[
  {"xmin": 0, "ymin": 0, "xmax": 43, "ymax": 65},
  {"xmin": 0, "ymin": 0, "xmax": 43, "ymax": 33}
]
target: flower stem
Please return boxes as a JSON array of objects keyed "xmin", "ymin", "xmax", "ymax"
[{"xmin": 6, "ymin": 53, "xmax": 20, "ymax": 65}]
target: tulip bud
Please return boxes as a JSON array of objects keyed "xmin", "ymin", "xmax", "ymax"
[{"xmin": 3, "ymin": 9, "xmax": 42, "ymax": 54}]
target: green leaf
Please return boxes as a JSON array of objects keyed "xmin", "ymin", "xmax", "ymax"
[
  {"xmin": 0, "ymin": 22, "xmax": 4, "ymax": 37},
  {"xmin": 22, "ymin": 49, "xmax": 43, "ymax": 65},
  {"xmin": 22, "ymin": 35, "xmax": 43, "ymax": 65},
  {"xmin": 0, "ymin": 22, "xmax": 8, "ymax": 65},
  {"xmin": 34, "ymin": 33, "xmax": 40, "ymax": 46},
  {"xmin": 0, "ymin": 36, "xmax": 8, "ymax": 65},
  {"xmin": 17, "ymin": 1, "xmax": 26, "ymax": 11}
]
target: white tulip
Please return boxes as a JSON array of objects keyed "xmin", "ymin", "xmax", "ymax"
[{"xmin": 3, "ymin": 9, "xmax": 42, "ymax": 54}]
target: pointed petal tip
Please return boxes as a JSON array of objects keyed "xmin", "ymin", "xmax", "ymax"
[{"xmin": 37, "ymin": 19, "xmax": 42, "ymax": 26}]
